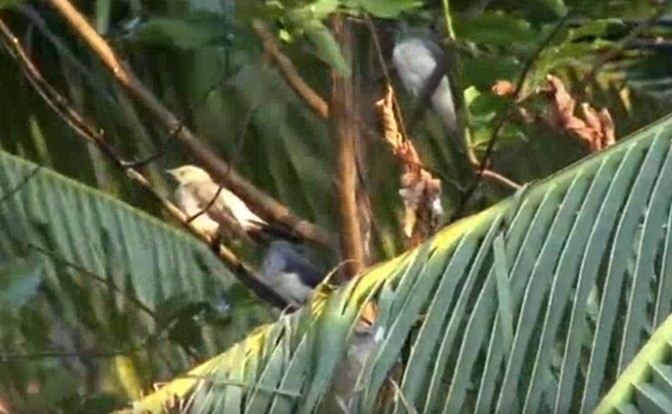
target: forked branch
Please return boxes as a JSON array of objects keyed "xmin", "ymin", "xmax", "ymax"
[{"xmin": 45, "ymin": 0, "xmax": 336, "ymax": 250}]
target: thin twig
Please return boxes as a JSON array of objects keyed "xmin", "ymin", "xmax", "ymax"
[
  {"xmin": 389, "ymin": 377, "xmax": 419, "ymax": 414},
  {"xmin": 0, "ymin": 166, "xmax": 42, "ymax": 204},
  {"xmin": 253, "ymin": 19, "xmax": 329, "ymax": 119},
  {"xmin": 186, "ymin": 106, "xmax": 254, "ymax": 225},
  {"xmin": 46, "ymin": 0, "xmax": 335, "ymax": 250},
  {"xmin": 0, "ymin": 245, "xmax": 203, "ymax": 363},
  {"xmin": 0, "ymin": 18, "xmax": 292, "ymax": 310},
  {"xmin": 439, "ymin": 0, "xmax": 476, "ymax": 163},
  {"xmin": 29, "ymin": 243, "xmax": 156, "ymax": 317},
  {"xmin": 441, "ymin": 0, "xmax": 457, "ymax": 41},
  {"xmin": 0, "ymin": 349, "xmax": 132, "ymax": 362},
  {"xmin": 480, "ymin": 169, "xmax": 522, "ymax": 190},
  {"xmin": 455, "ymin": 17, "xmax": 568, "ymax": 218}
]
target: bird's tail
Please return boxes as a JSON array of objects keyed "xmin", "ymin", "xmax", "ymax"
[{"xmin": 247, "ymin": 220, "xmax": 303, "ymax": 244}]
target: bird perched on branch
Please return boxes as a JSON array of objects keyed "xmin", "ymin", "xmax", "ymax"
[
  {"xmin": 166, "ymin": 165, "xmax": 298, "ymax": 243},
  {"xmin": 259, "ymin": 240, "xmax": 326, "ymax": 305},
  {"xmin": 392, "ymin": 28, "xmax": 466, "ymax": 155}
]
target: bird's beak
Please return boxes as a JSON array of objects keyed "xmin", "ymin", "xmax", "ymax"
[{"xmin": 165, "ymin": 169, "xmax": 178, "ymax": 181}]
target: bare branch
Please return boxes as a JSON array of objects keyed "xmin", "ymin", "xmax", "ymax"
[
  {"xmin": 331, "ymin": 15, "xmax": 365, "ymax": 279},
  {"xmin": 480, "ymin": 169, "xmax": 522, "ymax": 190},
  {"xmin": 252, "ymin": 19, "xmax": 329, "ymax": 119},
  {"xmin": 29, "ymin": 243, "xmax": 156, "ymax": 318},
  {"xmin": 45, "ymin": 0, "xmax": 336, "ymax": 250},
  {"xmin": 0, "ymin": 17, "xmax": 292, "ymax": 311}
]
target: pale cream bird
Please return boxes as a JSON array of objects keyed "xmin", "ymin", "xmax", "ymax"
[{"xmin": 166, "ymin": 165, "xmax": 296, "ymax": 242}]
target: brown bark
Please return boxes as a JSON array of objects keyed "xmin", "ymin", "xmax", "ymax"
[
  {"xmin": 331, "ymin": 15, "xmax": 364, "ymax": 280},
  {"xmin": 46, "ymin": 0, "xmax": 336, "ymax": 250}
]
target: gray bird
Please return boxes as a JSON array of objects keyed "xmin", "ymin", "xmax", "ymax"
[
  {"xmin": 392, "ymin": 33, "xmax": 463, "ymax": 153},
  {"xmin": 259, "ymin": 240, "xmax": 326, "ymax": 305}
]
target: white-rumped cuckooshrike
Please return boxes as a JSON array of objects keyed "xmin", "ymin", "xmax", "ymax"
[
  {"xmin": 393, "ymin": 33, "xmax": 466, "ymax": 155},
  {"xmin": 166, "ymin": 165, "xmax": 294, "ymax": 242},
  {"xmin": 259, "ymin": 240, "xmax": 326, "ymax": 305}
]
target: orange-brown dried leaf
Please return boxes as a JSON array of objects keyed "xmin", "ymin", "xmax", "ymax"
[
  {"xmin": 492, "ymin": 80, "xmax": 517, "ymax": 97},
  {"xmin": 375, "ymin": 85, "xmax": 403, "ymax": 150},
  {"xmin": 544, "ymin": 75, "xmax": 617, "ymax": 152},
  {"xmin": 546, "ymin": 74, "xmax": 577, "ymax": 126},
  {"xmin": 375, "ymin": 85, "xmax": 444, "ymax": 248},
  {"xmin": 598, "ymin": 108, "xmax": 616, "ymax": 148}
]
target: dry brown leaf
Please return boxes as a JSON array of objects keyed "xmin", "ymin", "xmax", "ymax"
[
  {"xmin": 598, "ymin": 108, "xmax": 616, "ymax": 148},
  {"xmin": 545, "ymin": 75, "xmax": 616, "ymax": 152},
  {"xmin": 491, "ymin": 80, "xmax": 517, "ymax": 97},
  {"xmin": 375, "ymin": 86, "xmax": 404, "ymax": 151},
  {"xmin": 375, "ymin": 85, "xmax": 444, "ymax": 248}
]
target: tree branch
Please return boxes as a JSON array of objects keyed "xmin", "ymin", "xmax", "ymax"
[
  {"xmin": 331, "ymin": 15, "xmax": 364, "ymax": 280},
  {"xmin": 0, "ymin": 17, "xmax": 292, "ymax": 311},
  {"xmin": 45, "ymin": 0, "xmax": 336, "ymax": 250},
  {"xmin": 252, "ymin": 19, "xmax": 329, "ymax": 119}
]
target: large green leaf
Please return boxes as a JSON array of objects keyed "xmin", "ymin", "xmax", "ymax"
[
  {"xmin": 595, "ymin": 312, "xmax": 672, "ymax": 413},
  {"xmin": 129, "ymin": 111, "xmax": 672, "ymax": 413},
  {"xmin": 0, "ymin": 149, "xmax": 273, "ymax": 409},
  {"xmin": 0, "ymin": 149, "xmax": 236, "ymax": 309}
]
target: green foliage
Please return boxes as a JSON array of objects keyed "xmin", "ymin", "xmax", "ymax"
[
  {"xmin": 595, "ymin": 312, "xmax": 672, "ymax": 413},
  {"xmin": 538, "ymin": 0, "xmax": 568, "ymax": 17},
  {"xmin": 2, "ymin": 0, "xmax": 672, "ymax": 411},
  {"xmin": 455, "ymin": 12, "xmax": 537, "ymax": 46},
  {"xmin": 0, "ymin": 0, "xmax": 23, "ymax": 10},
  {"xmin": 345, "ymin": 0, "xmax": 422, "ymax": 18},
  {"xmin": 0, "ymin": 255, "xmax": 43, "ymax": 309},
  {"xmin": 123, "ymin": 16, "xmax": 234, "ymax": 49},
  {"xmin": 0, "ymin": 149, "xmax": 233, "ymax": 309},
  {"xmin": 132, "ymin": 111, "xmax": 672, "ymax": 412},
  {"xmin": 0, "ymin": 150, "xmax": 273, "ymax": 410}
]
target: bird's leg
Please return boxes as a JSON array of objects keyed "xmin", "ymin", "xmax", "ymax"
[{"xmin": 208, "ymin": 233, "xmax": 223, "ymax": 255}]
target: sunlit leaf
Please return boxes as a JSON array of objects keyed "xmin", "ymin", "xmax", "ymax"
[
  {"xmin": 352, "ymin": 0, "xmax": 421, "ymax": 18},
  {"xmin": 455, "ymin": 12, "xmax": 537, "ymax": 46},
  {"xmin": 130, "ymin": 110, "xmax": 672, "ymax": 413},
  {"xmin": 124, "ymin": 16, "xmax": 233, "ymax": 49}
]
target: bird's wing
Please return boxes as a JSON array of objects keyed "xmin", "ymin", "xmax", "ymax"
[
  {"xmin": 393, "ymin": 38, "xmax": 460, "ymax": 149},
  {"xmin": 175, "ymin": 185, "xmax": 202, "ymax": 216},
  {"xmin": 268, "ymin": 272, "xmax": 315, "ymax": 304},
  {"xmin": 260, "ymin": 248, "xmax": 286, "ymax": 282},
  {"xmin": 281, "ymin": 249, "xmax": 325, "ymax": 287},
  {"xmin": 190, "ymin": 180, "xmax": 267, "ymax": 230},
  {"xmin": 393, "ymin": 38, "xmax": 440, "ymax": 96},
  {"xmin": 174, "ymin": 185, "xmax": 220, "ymax": 234},
  {"xmin": 219, "ymin": 188, "xmax": 267, "ymax": 229},
  {"xmin": 185, "ymin": 181, "xmax": 235, "ymax": 219}
]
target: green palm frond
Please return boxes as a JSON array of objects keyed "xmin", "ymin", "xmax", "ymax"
[
  {"xmin": 595, "ymin": 311, "xmax": 672, "ymax": 413},
  {"xmin": 0, "ymin": 149, "xmax": 234, "ymax": 309},
  {"xmin": 127, "ymin": 110, "xmax": 672, "ymax": 413},
  {"xmin": 0, "ymin": 149, "xmax": 274, "ymax": 403}
]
